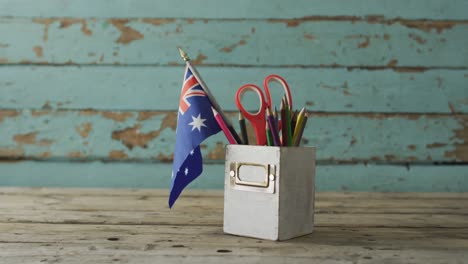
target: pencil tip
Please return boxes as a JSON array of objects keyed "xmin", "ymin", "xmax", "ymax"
[{"xmin": 283, "ymin": 95, "xmax": 288, "ymax": 107}]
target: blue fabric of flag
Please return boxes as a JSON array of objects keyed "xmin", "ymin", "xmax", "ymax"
[{"xmin": 169, "ymin": 66, "xmax": 221, "ymax": 208}]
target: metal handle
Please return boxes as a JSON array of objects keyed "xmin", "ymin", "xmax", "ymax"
[{"xmin": 229, "ymin": 162, "xmax": 276, "ymax": 194}]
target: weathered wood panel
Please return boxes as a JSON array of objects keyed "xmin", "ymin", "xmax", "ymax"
[
  {"xmin": 0, "ymin": 162, "xmax": 467, "ymax": 192},
  {"xmin": 0, "ymin": 225, "xmax": 467, "ymax": 263},
  {"xmin": 1, "ymin": 18, "xmax": 467, "ymax": 67},
  {"xmin": 1, "ymin": 66, "xmax": 467, "ymax": 113},
  {"xmin": 2, "ymin": 254, "xmax": 467, "ymax": 264},
  {"xmin": 0, "ymin": 189, "xmax": 467, "ymax": 227},
  {"xmin": 2, "ymin": 188, "xmax": 468, "ymax": 214},
  {"xmin": 0, "ymin": 224, "xmax": 467, "ymax": 251},
  {"xmin": 0, "ymin": 0, "xmax": 466, "ymax": 191},
  {"xmin": 0, "ymin": 110, "xmax": 466, "ymax": 162},
  {"xmin": 1, "ymin": 0, "xmax": 467, "ymax": 20}
]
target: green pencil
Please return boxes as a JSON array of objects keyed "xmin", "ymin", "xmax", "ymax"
[{"xmin": 266, "ymin": 122, "xmax": 273, "ymax": 146}]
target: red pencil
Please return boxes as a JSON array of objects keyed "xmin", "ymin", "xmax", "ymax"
[{"xmin": 212, "ymin": 107, "xmax": 237, "ymax": 144}]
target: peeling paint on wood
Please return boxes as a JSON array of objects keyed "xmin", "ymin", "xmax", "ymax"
[
  {"xmin": 13, "ymin": 132, "xmax": 37, "ymax": 145},
  {"xmin": 156, "ymin": 152, "xmax": 173, "ymax": 162},
  {"xmin": 3, "ymin": 18, "xmax": 467, "ymax": 66},
  {"xmin": 1, "ymin": 0, "xmax": 467, "ymax": 191},
  {"xmin": 108, "ymin": 150, "xmax": 128, "ymax": 160},
  {"xmin": 0, "ymin": 110, "xmax": 20, "ymax": 123},
  {"xmin": 0, "ymin": 110, "xmax": 465, "ymax": 162},
  {"xmin": 387, "ymin": 59, "xmax": 398, "ymax": 67},
  {"xmin": 191, "ymin": 53, "xmax": 208, "ymax": 65},
  {"xmin": 32, "ymin": 18, "xmax": 92, "ymax": 42},
  {"xmin": 101, "ymin": 112, "xmax": 134, "ymax": 122},
  {"xmin": 0, "ymin": 148, "xmax": 24, "ymax": 158},
  {"xmin": 111, "ymin": 112, "xmax": 177, "ymax": 150},
  {"xmin": 31, "ymin": 110, "xmax": 49, "ymax": 117},
  {"xmin": 39, "ymin": 151, "xmax": 51, "ymax": 158},
  {"xmin": 75, "ymin": 123, "xmax": 92, "ymax": 138},
  {"xmin": 160, "ymin": 112, "xmax": 178, "ymax": 131},
  {"xmin": 32, "ymin": 18, "xmax": 53, "ymax": 41},
  {"xmin": 354, "ymin": 35, "xmax": 370, "ymax": 48},
  {"xmin": 137, "ymin": 112, "xmax": 161, "ymax": 121},
  {"xmin": 58, "ymin": 18, "xmax": 92, "ymax": 36},
  {"xmin": 111, "ymin": 124, "xmax": 158, "ymax": 150},
  {"xmin": 109, "ymin": 19, "xmax": 144, "ymax": 44},
  {"xmin": 267, "ymin": 17, "xmax": 466, "ymax": 35},
  {"xmin": 220, "ymin": 39, "xmax": 248, "ymax": 53},
  {"xmin": 142, "ymin": 18, "xmax": 176, "ymax": 26},
  {"xmin": 79, "ymin": 110, "xmax": 98, "ymax": 116},
  {"xmin": 426, "ymin": 142, "xmax": 448, "ymax": 148},
  {"xmin": 68, "ymin": 151, "xmax": 85, "ymax": 158},
  {"xmin": 408, "ymin": 33, "xmax": 427, "ymax": 44},
  {"xmin": 38, "ymin": 139, "xmax": 54, "ymax": 146},
  {"xmin": 444, "ymin": 116, "xmax": 468, "ymax": 161},
  {"xmin": 32, "ymin": 46, "xmax": 43, "ymax": 58},
  {"xmin": 399, "ymin": 21, "xmax": 457, "ymax": 34},
  {"xmin": 304, "ymin": 33, "xmax": 316, "ymax": 40}
]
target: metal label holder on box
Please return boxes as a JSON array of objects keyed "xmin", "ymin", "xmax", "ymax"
[{"xmin": 223, "ymin": 145, "xmax": 316, "ymax": 241}]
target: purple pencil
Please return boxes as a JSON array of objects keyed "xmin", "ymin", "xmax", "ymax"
[{"xmin": 266, "ymin": 107, "xmax": 281, "ymax": 146}]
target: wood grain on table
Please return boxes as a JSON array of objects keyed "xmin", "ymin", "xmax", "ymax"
[{"xmin": 0, "ymin": 188, "xmax": 467, "ymax": 263}]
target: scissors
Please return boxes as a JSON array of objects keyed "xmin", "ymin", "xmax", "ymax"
[{"xmin": 235, "ymin": 74, "xmax": 293, "ymax": 145}]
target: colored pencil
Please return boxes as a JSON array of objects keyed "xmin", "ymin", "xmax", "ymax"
[
  {"xmin": 284, "ymin": 97, "xmax": 293, "ymax": 146},
  {"xmin": 266, "ymin": 122, "xmax": 273, "ymax": 146},
  {"xmin": 290, "ymin": 109, "xmax": 298, "ymax": 137},
  {"xmin": 266, "ymin": 107, "xmax": 281, "ymax": 146},
  {"xmin": 292, "ymin": 107, "xmax": 306, "ymax": 145},
  {"xmin": 212, "ymin": 107, "xmax": 237, "ymax": 144},
  {"xmin": 273, "ymin": 106, "xmax": 279, "ymax": 133},
  {"xmin": 280, "ymin": 99, "xmax": 287, "ymax": 146},
  {"xmin": 293, "ymin": 115, "xmax": 308, "ymax": 146},
  {"xmin": 238, "ymin": 112, "xmax": 249, "ymax": 145}
]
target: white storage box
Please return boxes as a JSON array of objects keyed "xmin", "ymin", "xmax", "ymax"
[{"xmin": 223, "ymin": 145, "xmax": 316, "ymax": 241}]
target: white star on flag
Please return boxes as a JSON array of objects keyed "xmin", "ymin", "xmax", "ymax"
[
  {"xmin": 184, "ymin": 167, "xmax": 189, "ymax": 175},
  {"xmin": 188, "ymin": 113, "xmax": 207, "ymax": 132}
]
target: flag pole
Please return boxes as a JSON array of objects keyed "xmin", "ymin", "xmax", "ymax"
[{"xmin": 177, "ymin": 47, "xmax": 242, "ymax": 144}]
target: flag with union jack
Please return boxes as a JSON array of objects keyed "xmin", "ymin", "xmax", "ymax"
[{"xmin": 169, "ymin": 66, "xmax": 221, "ymax": 208}]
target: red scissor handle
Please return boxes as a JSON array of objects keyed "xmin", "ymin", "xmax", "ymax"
[
  {"xmin": 235, "ymin": 84, "xmax": 267, "ymax": 146},
  {"xmin": 263, "ymin": 74, "xmax": 293, "ymax": 111}
]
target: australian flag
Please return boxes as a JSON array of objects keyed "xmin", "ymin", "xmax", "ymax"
[{"xmin": 169, "ymin": 66, "xmax": 221, "ymax": 208}]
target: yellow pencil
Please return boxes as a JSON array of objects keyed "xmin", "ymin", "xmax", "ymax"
[
  {"xmin": 292, "ymin": 107, "xmax": 306, "ymax": 145},
  {"xmin": 293, "ymin": 115, "xmax": 308, "ymax": 146}
]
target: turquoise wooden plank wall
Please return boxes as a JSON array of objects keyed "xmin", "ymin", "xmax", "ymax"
[{"xmin": 0, "ymin": 0, "xmax": 467, "ymax": 191}]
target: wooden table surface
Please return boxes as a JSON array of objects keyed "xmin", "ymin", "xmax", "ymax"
[{"xmin": 0, "ymin": 188, "xmax": 467, "ymax": 263}]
